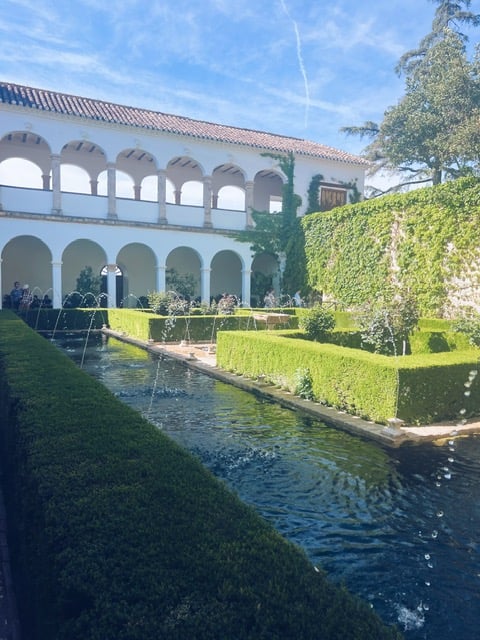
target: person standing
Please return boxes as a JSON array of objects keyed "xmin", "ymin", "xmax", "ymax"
[
  {"xmin": 19, "ymin": 284, "xmax": 33, "ymax": 312},
  {"xmin": 293, "ymin": 290, "xmax": 303, "ymax": 307},
  {"xmin": 10, "ymin": 281, "xmax": 23, "ymax": 310}
]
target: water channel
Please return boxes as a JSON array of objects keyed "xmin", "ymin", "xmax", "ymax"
[{"xmin": 59, "ymin": 333, "xmax": 480, "ymax": 640}]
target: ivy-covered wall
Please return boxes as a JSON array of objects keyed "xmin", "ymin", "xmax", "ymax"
[{"xmin": 302, "ymin": 177, "xmax": 480, "ymax": 317}]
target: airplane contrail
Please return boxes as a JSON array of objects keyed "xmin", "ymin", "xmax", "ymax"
[{"xmin": 279, "ymin": 0, "xmax": 310, "ymax": 130}]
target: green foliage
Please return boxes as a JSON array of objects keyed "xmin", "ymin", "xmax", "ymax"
[
  {"xmin": 357, "ymin": 297, "xmax": 419, "ymax": 356},
  {"xmin": 70, "ymin": 265, "xmax": 103, "ymax": 307},
  {"xmin": 306, "ymin": 174, "xmax": 323, "ymax": 213},
  {"xmin": 299, "ymin": 306, "xmax": 336, "ymax": 341},
  {"xmin": 76, "ymin": 265, "xmax": 102, "ymax": 297},
  {"xmin": 217, "ymin": 329, "xmax": 480, "ymax": 424},
  {"xmin": 372, "ymin": 30, "xmax": 480, "ymax": 184},
  {"xmin": 251, "ymin": 270, "xmax": 273, "ymax": 307},
  {"xmin": 453, "ymin": 313, "xmax": 480, "ymax": 346},
  {"xmin": 302, "ymin": 177, "xmax": 480, "ymax": 317},
  {"xmin": 147, "ymin": 291, "xmax": 189, "ymax": 315},
  {"xmin": 22, "ymin": 308, "xmax": 108, "ymax": 332},
  {"xmin": 234, "ymin": 152, "xmax": 306, "ymax": 296},
  {"xmin": 396, "ymin": 1, "xmax": 480, "ymax": 75},
  {"xmin": 166, "ymin": 268, "xmax": 197, "ymax": 299},
  {"xmin": 342, "ymin": 2, "xmax": 480, "ymax": 190},
  {"xmin": 0, "ymin": 311, "xmax": 402, "ymax": 640},
  {"xmin": 294, "ymin": 367, "xmax": 315, "ymax": 400},
  {"xmin": 215, "ymin": 293, "xmax": 237, "ymax": 315},
  {"xmin": 235, "ymin": 209, "xmax": 283, "ymax": 256},
  {"xmin": 105, "ymin": 309, "xmax": 279, "ymax": 343}
]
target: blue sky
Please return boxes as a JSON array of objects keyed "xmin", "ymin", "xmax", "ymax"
[{"xmin": 0, "ymin": 0, "xmax": 477, "ymax": 162}]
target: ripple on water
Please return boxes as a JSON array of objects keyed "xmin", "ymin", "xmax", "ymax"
[{"xmin": 69, "ymin": 336, "xmax": 480, "ymax": 640}]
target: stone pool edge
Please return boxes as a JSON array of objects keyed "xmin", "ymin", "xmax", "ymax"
[{"xmin": 104, "ymin": 330, "xmax": 480, "ymax": 448}]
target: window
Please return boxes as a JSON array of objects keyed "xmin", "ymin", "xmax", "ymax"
[{"xmin": 320, "ymin": 186, "xmax": 347, "ymax": 211}]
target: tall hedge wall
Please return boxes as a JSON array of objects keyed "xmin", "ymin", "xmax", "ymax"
[
  {"xmin": 302, "ymin": 177, "xmax": 480, "ymax": 317},
  {"xmin": 0, "ymin": 312, "xmax": 401, "ymax": 640}
]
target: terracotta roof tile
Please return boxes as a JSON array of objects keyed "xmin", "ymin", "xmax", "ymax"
[{"xmin": 0, "ymin": 81, "xmax": 368, "ymax": 166}]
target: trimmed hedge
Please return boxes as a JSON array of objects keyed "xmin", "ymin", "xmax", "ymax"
[
  {"xmin": 0, "ymin": 311, "xmax": 401, "ymax": 640},
  {"xmin": 23, "ymin": 308, "xmax": 298, "ymax": 342},
  {"xmin": 216, "ymin": 331, "xmax": 480, "ymax": 425}
]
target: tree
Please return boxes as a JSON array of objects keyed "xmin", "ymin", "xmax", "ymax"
[
  {"xmin": 396, "ymin": 0, "xmax": 480, "ymax": 75},
  {"xmin": 70, "ymin": 265, "xmax": 102, "ymax": 307},
  {"xmin": 371, "ymin": 31, "xmax": 480, "ymax": 185},
  {"xmin": 341, "ymin": 1, "xmax": 480, "ymax": 192}
]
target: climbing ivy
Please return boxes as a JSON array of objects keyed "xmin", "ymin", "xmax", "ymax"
[
  {"xmin": 302, "ymin": 177, "xmax": 480, "ymax": 316},
  {"xmin": 306, "ymin": 174, "xmax": 323, "ymax": 213},
  {"xmin": 234, "ymin": 151, "xmax": 306, "ymax": 296}
]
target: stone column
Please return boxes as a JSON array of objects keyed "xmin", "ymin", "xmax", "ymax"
[
  {"xmin": 212, "ymin": 193, "xmax": 218, "ymax": 209},
  {"xmin": 90, "ymin": 179, "xmax": 98, "ymax": 196},
  {"xmin": 245, "ymin": 180, "xmax": 254, "ymax": 228},
  {"xmin": 241, "ymin": 268, "xmax": 252, "ymax": 307},
  {"xmin": 201, "ymin": 268, "xmax": 211, "ymax": 305},
  {"xmin": 106, "ymin": 264, "xmax": 117, "ymax": 307},
  {"xmin": 107, "ymin": 163, "xmax": 117, "ymax": 219},
  {"xmin": 42, "ymin": 174, "xmax": 50, "ymax": 190},
  {"xmin": 156, "ymin": 264, "xmax": 166, "ymax": 292},
  {"xmin": 134, "ymin": 185, "xmax": 141, "ymax": 201},
  {"xmin": 51, "ymin": 154, "xmax": 62, "ymax": 214},
  {"xmin": 174, "ymin": 189, "xmax": 181, "ymax": 205},
  {"xmin": 157, "ymin": 170, "xmax": 167, "ymax": 224},
  {"xmin": 51, "ymin": 261, "xmax": 63, "ymax": 308},
  {"xmin": 203, "ymin": 175, "xmax": 212, "ymax": 228}
]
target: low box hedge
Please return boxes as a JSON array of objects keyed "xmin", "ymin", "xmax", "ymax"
[
  {"xmin": 0, "ymin": 311, "xmax": 401, "ymax": 640},
  {"xmin": 216, "ymin": 330, "xmax": 480, "ymax": 425}
]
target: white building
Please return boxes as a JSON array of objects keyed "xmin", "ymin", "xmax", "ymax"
[{"xmin": 0, "ymin": 82, "xmax": 367, "ymax": 308}]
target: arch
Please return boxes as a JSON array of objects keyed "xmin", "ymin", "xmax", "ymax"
[
  {"xmin": 167, "ymin": 156, "xmax": 204, "ymax": 194},
  {"xmin": 212, "ymin": 163, "xmax": 245, "ymax": 188},
  {"xmin": 61, "ymin": 140, "xmax": 107, "ymax": 185},
  {"xmin": 60, "ymin": 164, "xmax": 91, "ymax": 194},
  {"xmin": 181, "ymin": 180, "xmax": 203, "ymax": 206},
  {"xmin": 251, "ymin": 253, "xmax": 279, "ymax": 307},
  {"xmin": 100, "ymin": 264, "xmax": 124, "ymax": 307},
  {"xmin": 166, "ymin": 178, "xmax": 175, "ymax": 203},
  {"xmin": 210, "ymin": 250, "xmax": 243, "ymax": 301},
  {"xmin": 217, "ymin": 185, "xmax": 245, "ymax": 211},
  {"xmin": 166, "ymin": 247, "xmax": 201, "ymax": 299},
  {"xmin": 97, "ymin": 169, "xmax": 134, "ymax": 198},
  {"xmin": 61, "ymin": 239, "xmax": 107, "ymax": 303},
  {"xmin": 117, "ymin": 147, "xmax": 157, "ymax": 183},
  {"xmin": 0, "ymin": 157, "xmax": 43, "ymax": 188},
  {"xmin": 0, "ymin": 131, "xmax": 51, "ymax": 177},
  {"xmin": 1, "ymin": 235, "xmax": 53, "ymax": 303},
  {"xmin": 116, "ymin": 243, "xmax": 157, "ymax": 306},
  {"xmin": 140, "ymin": 175, "xmax": 157, "ymax": 201},
  {"xmin": 254, "ymin": 169, "xmax": 284, "ymax": 212}
]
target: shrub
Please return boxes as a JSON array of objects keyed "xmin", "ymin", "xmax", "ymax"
[
  {"xmin": 358, "ymin": 296, "xmax": 419, "ymax": 356},
  {"xmin": 294, "ymin": 368, "xmax": 315, "ymax": 400},
  {"xmin": 147, "ymin": 291, "xmax": 189, "ymax": 315},
  {"xmin": 453, "ymin": 314, "xmax": 480, "ymax": 347},
  {"xmin": 299, "ymin": 306, "xmax": 335, "ymax": 341}
]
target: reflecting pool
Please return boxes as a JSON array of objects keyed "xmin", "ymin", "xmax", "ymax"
[{"xmin": 60, "ymin": 335, "xmax": 480, "ymax": 640}]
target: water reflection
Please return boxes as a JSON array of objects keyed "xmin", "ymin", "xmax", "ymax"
[{"xmin": 59, "ymin": 335, "xmax": 480, "ymax": 640}]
